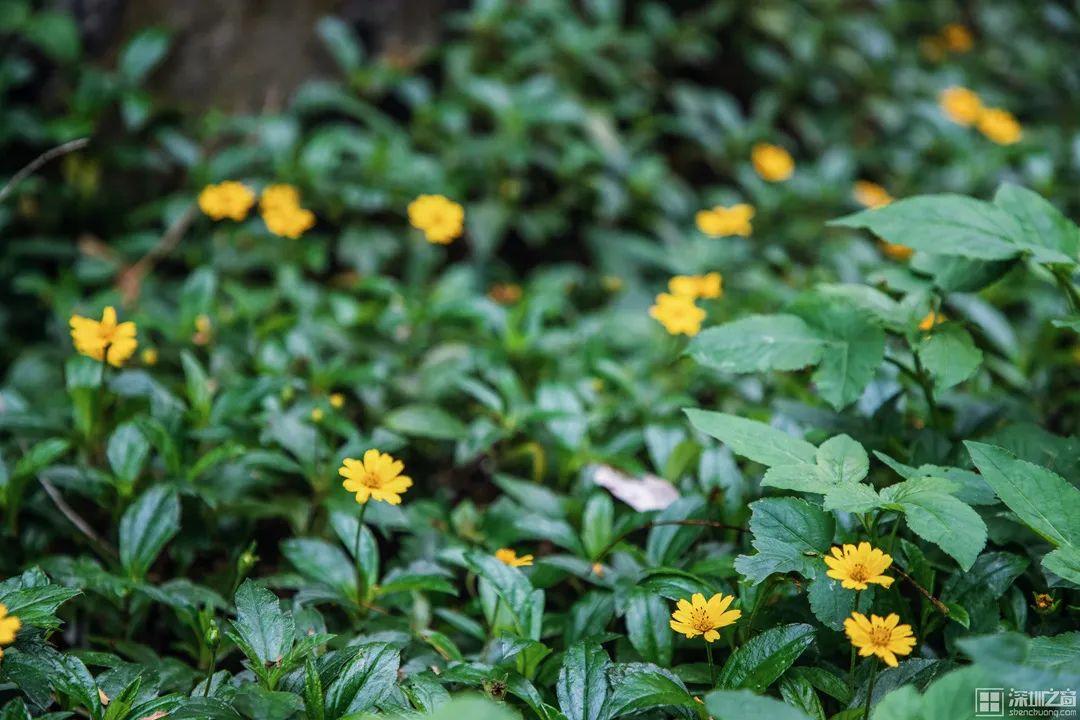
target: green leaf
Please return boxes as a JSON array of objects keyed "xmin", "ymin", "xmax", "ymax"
[
  {"xmin": 180, "ymin": 351, "xmax": 214, "ymax": 420},
  {"xmin": 792, "ymin": 295, "xmax": 885, "ymax": 410},
  {"xmin": 966, "ymin": 442, "xmax": 1080, "ymax": 547},
  {"xmin": 229, "ymin": 580, "xmax": 294, "ymax": 667},
  {"xmin": 556, "ymin": 642, "xmax": 611, "ymax": 720},
  {"xmin": 316, "ymin": 17, "xmax": 363, "ymax": 74},
  {"xmin": 0, "ymin": 583, "xmax": 80, "ymax": 630},
  {"xmin": 735, "ymin": 499, "xmax": 833, "ymax": 585},
  {"xmin": 684, "ymin": 410, "xmax": 816, "ymax": 467},
  {"xmin": 118, "ymin": 28, "xmax": 170, "ymax": 84},
  {"xmin": 24, "ymin": 11, "xmax": 80, "ymax": 63},
  {"xmin": 705, "ymin": 689, "xmax": 813, "ymax": 719},
  {"xmin": 830, "ymin": 195, "xmax": 1023, "ymax": 260},
  {"xmin": 384, "ymin": 404, "xmax": 467, "ymax": 440},
  {"xmin": 118, "ymin": 485, "xmax": 180, "ymax": 581},
  {"xmin": 778, "ymin": 674, "xmax": 826, "ymax": 720},
  {"xmin": 807, "ymin": 575, "xmax": 867, "ymax": 632},
  {"xmin": 1042, "ymin": 546, "xmax": 1080, "ymax": 586},
  {"xmin": 917, "ymin": 325, "xmax": 983, "ymax": 391},
  {"xmin": 12, "ymin": 438, "xmax": 70, "ymax": 481},
  {"xmin": 605, "ymin": 663, "xmax": 700, "ymax": 718},
  {"xmin": 881, "ymin": 478, "xmax": 986, "ymax": 570},
  {"xmin": 687, "ymin": 315, "xmax": 825, "ymax": 373},
  {"xmin": 993, "ymin": 183, "xmax": 1080, "ymax": 265},
  {"xmin": 581, "ymin": 493, "xmax": 614, "ymax": 560},
  {"xmin": 324, "ymin": 643, "xmax": 400, "ymax": 718},
  {"xmin": 646, "ymin": 496, "xmax": 707, "ymax": 565},
  {"xmin": 816, "ymin": 435, "xmax": 869, "ymax": 485},
  {"xmin": 717, "ymin": 623, "xmax": 816, "ymax": 692},
  {"xmin": 107, "ymin": 422, "xmax": 150, "ymax": 490},
  {"xmin": 281, "ymin": 538, "xmax": 358, "ymax": 600},
  {"xmin": 625, "ymin": 589, "xmax": 672, "ymax": 667}
]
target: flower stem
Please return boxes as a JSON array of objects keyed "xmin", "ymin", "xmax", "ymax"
[
  {"xmin": 863, "ymin": 661, "xmax": 880, "ymax": 719},
  {"xmin": 203, "ymin": 646, "xmax": 217, "ymax": 697},
  {"xmin": 353, "ymin": 502, "xmax": 368, "ymax": 601},
  {"xmin": 705, "ymin": 640, "xmax": 716, "ymax": 687}
]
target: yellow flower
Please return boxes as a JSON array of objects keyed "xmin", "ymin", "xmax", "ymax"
[
  {"xmin": 310, "ymin": 407, "xmax": 324, "ymax": 423},
  {"xmin": 601, "ymin": 275, "xmax": 624, "ymax": 292},
  {"xmin": 0, "ymin": 604, "xmax": 20, "ymax": 656},
  {"xmin": 339, "ymin": 449, "xmax": 413, "ymax": 505},
  {"xmin": 751, "ymin": 143, "xmax": 795, "ymax": 182},
  {"xmin": 938, "ymin": 87, "xmax": 983, "ymax": 126},
  {"xmin": 669, "ymin": 593, "xmax": 741, "ymax": 642},
  {"xmin": 669, "ymin": 273, "xmax": 723, "ymax": 300},
  {"xmin": 880, "ymin": 241, "xmax": 914, "ymax": 261},
  {"xmin": 495, "ymin": 548, "xmax": 534, "ymax": 567},
  {"xmin": 853, "ymin": 181, "xmax": 893, "ymax": 209},
  {"xmin": 824, "ymin": 542, "xmax": 895, "ymax": 591},
  {"xmin": 696, "ymin": 204, "xmax": 755, "ymax": 237},
  {"xmin": 260, "ymin": 184, "xmax": 302, "ymax": 213},
  {"xmin": 919, "ymin": 311, "xmax": 946, "ymax": 331},
  {"xmin": 844, "ymin": 612, "xmax": 916, "ymax": 667},
  {"xmin": 941, "ymin": 23, "xmax": 973, "ymax": 53},
  {"xmin": 649, "ymin": 293, "xmax": 706, "ymax": 337},
  {"xmin": 977, "ymin": 108, "xmax": 1022, "ymax": 145},
  {"xmin": 198, "ymin": 181, "xmax": 255, "ymax": 221},
  {"xmin": 1034, "ymin": 592, "xmax": 1055, "ymax": 611},
  {"xmin": 329, "ymin": 393, "xmax": 345, "ymax": 409},
  {"xmin": 408, "ymin": 194, "xmax": 465, "ymax": 244},
  {"xmin": 263, "ymin": 205, "xmax": 316, "ymax": 239},
  {"xmin": 70, "ymin": 306, "xmax": 138, "ymax": 367},
  {"xmin": 141, "ymin": 348, "xmax": 158, "ymax": 366}
]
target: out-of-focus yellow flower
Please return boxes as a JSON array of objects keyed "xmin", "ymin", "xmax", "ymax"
[
  {"xmin": 488, "ymin": 283, "xmax": 522, "ymax": 305},
  {"xmin": 844, "ymin": 612, "xmax": 916, "ymax": 667},
  {"xmin": 198, "ymin": 181, "xmax": 255, "ymax": 221},
  {"xmin": 880, "ymin": 241, "xmax": 914, "ymax": 261},
  {"xmin": 977, "ymin": 108, "xmax": 1022, "ymax": 145},
  {"xmin": 259, "ymin": 184, "xmax": 316, "ymax": 238},
  {"xmin": 649, "ymin": 293, "xmax": 706, "ymax": 336},
  {"xmin": 141, "ymin": 348, "xmax": 158, "ymax": 366},
  {"xmin": 0, "ymin": 604, "xmax": 20, "ymax": 659},
  {"xmin": 824, "ymin": 542, "xmax": 895, "ymax": 591},
  {"xmin": 669, "ymin": 593, "xmax": 741, "ymax": 642},
  {"xmin": 938, "ymin": 87, "xmax": 983, "ymax": 126},
  {"xmin": 339, "ymin": 449, "xmax": 413, "ymax": 505},
  {"xmin": 669, "ymin": 273, "xmax": 723, "ymax": 300},
  {"xmin": 853, "ymin": 181, "xmax": 893, "ymax": 209},
  {"xmin": 310, "ymin": 407, "xmax": 324, "ymax": 423},
  {"xmin": 70, "ymin": 306, "xmax": 138, "ymax": 367},
  {"xmin": 941, "ymin": 23, "xmax": 973, "ymax": 53},
  {"xmin": 591, "ymin": 562, "xmax": 605, "ymax": 577},
  {"xmin": 192, "ymin": 314, "xmax": 213, "ymax": 346},
  {"xmin": 495, "ymin": 548, "xmax": 534, "ymax": 567},
  {"xmin": 408, "ymin": 194, "xmax": 465, "ymax": 244},
  {"xmin": 329, "ymin": 393, "xmax": 345, "ymax": 409},
  {"xmin": 919, "ymin": 311, "xmax": 946, "ymax": 331},
  {"xmin": 601, "ymin": 275, "xmax": 624, "ymax": 292},
  {"xmin": 696, "ymin": 204, "xmax": 755, "ymax": 237},
  {"xmin": 751, "ymin": 143, "xmax": 795, "ymax": 182}
]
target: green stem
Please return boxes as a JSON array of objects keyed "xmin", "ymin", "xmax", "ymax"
[
  {"xmin": 705, "ymin": 640, "xmax": 716, "ymax": 688},
  {"xmin": 885, "ymin": 513, "xmax": 902, "ymax": 555},
  {"xmin": 1052, "ymin": 267, "xmax": 1080, "ymax": 313},
  {"xmin": 203, "ymin": 646, "xmax": 217, "ymax": 697},
  {"xmin": 849, "ymin": 590, "xmax": 861, "ymax": 684},
  {"xmin": 863, "ymin": 661, "xmax": 880, "ymax": 719},
  {"xmin": 353, "ymin": 502, "xmax": 368, "ymax": 601},
  {"xmin": 910, "ymin": 352, "xmax": 944, "ymax": 431}
]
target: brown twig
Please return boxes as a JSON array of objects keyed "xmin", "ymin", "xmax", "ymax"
[
  {"xmin": 892, "ymin": 565, "xmax": 949, "ymax": 616},
  {"xmin": 38, "ymin": 476, "xmax": 118, "ymax": 559},
  {"xmin": 0, "ymin": 137, "xmax": 90, "ymax": 203},
  {"xmin": 116, "ymin": 203, "xmax": 200, "ymax": 305},
  {"xmin": 596, "ymin": 518, "xmax": 747, "ymax": 562}
]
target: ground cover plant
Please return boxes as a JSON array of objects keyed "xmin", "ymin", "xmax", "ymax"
[{"xmin": 1, "ymin": 1, "xmax": 1080, "ymax": 719}]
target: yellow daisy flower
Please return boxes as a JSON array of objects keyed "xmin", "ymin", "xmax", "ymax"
[
  {"xmin": 263, "ymin": 205, "xmax": 316, "ymax": 239},
  {"xmin": 977, "ymin": 108, "xmax": 1022, "ymax": 145},
  {"xmin": 310, "ymin": 407, "xmax": 324, "ymax": 423},
  {"xmin": 853, "ymin": 181, "xmax": 893, "ymax": 209},
  {"xmin": 938, "ymin": 87, "xmax": 983, "ymax": 126},
  {"xmin": 70, "ymin": 306, "xmax": 138, "ymax": 367},
  {"xmin": 669, "ymin": 593, "xmax": 741, "ymax": 642},
  {"xmin": 495, "ymin": 548, "xmax": 534, "ymax": 567},
  {"xmin": 329, "ymin": 393, "xmax": 345, "ymax": 409},
  {"xmin": 695, "ymin": 204, "xmax": 755, "ymax": 237},
  {"xmin": 844, "ymin": 612, "xmax": 916, "ymax": 667},
  {"xmin": 880, "ymin": 241, "xmax": 914, "ymax": 261},
  {"xmin": 408, "ymin": 194, "xmax": 465, "ymax": 244},
  {"xmin": 668, "ymin": 273, "xmax": 723, "ymax": 300},
  {"xmin": 823, "ymin": 542, "xmax": 895, "ymax": 591},
  {"xmin": 649, "ymin": 293, "xmax": 706, "ymax": 336},
  {"xmin": 260, "ymin": 184, "xmax": 302, "ymax": 213},
  {"xmin": 339, "ymin": 449, "xmax": 413, "ymax": 505},
  {"xmin": 751, "ymin": 143, "xmax": 795, "ymax": 182},
  {"xmin": 141, "ymin": 348, "xmax": 158, "ymax": 366},
  {"xmin": 0, "ymin": 604, "xmax": 20, "ymax": 659},
  {"xmin": 941, "ymin": 23, "xmax": 973, "ymax": 53},
  {"xmin": 198, "ymin": 181, "xmax": 255, "ymax": 221},
  {"xmin": 919, "ymin": 311, "xmax": 946, "ymax": 331}
]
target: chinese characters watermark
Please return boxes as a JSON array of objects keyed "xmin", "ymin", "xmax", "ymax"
[{"xmin": 976, "ymin": 688, "xmax": 1077, "ymax": 718}]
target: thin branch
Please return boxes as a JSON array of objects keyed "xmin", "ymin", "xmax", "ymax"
[
  {"xmin": 892, "ymin": 565, "xmax": 950, "ymax": 616},
  {"xmin": 37, "ymin": 476, "xmax": 118, "ymax": 559},
  {"xmin": 596, "ymin": 518, "xmax": 747, "ymax": 562},
  {"xmin": 0, "ymin": 137, "xmax": 90, "ymax": 203},
  {"xmin": 116, "ymin": 203, "xmax": 199, "ymax": 305}
]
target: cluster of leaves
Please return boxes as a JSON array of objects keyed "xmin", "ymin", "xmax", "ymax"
[{"xmin": 2, "ymin": 1, "xmax": 1080, "ymax": 719}]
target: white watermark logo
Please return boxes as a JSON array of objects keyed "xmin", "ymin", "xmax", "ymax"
[{"xmin": 976, "ymin": 688, "xmax": 1078, "ymax": 718}]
